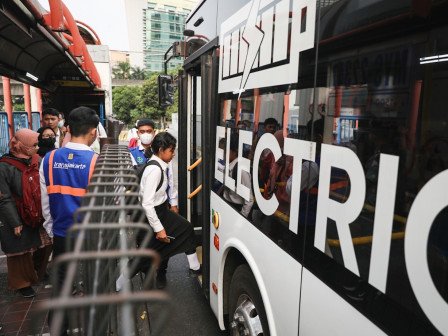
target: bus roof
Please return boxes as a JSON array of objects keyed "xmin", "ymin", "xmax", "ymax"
[{"xmin": 0, "ymin": 0, "xmax": 98, "ymax": 91}]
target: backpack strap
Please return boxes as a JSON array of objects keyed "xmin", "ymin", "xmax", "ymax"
[
  {"xmin": 47, "ymin": 150, "xmax": 56, "ymax": 187},
  {"xmin": 0, "ymin": 156, "xmax": 28, "ymax": 172},
  {"xmin": 30, "ymin": 154, "xmax": 40, "ymax": 168},
  {"xmin": 145, "ymin": 160, "xmax": 164, "ymax": 192}
]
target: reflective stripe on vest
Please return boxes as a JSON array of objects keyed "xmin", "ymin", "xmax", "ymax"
[
  {"xmin": 47, "ymin": 149, "xmax": 98, "ymax": 196},
  {"xmin": 88, "ymin": 154, "xmax": 98, "ymax": 182}
]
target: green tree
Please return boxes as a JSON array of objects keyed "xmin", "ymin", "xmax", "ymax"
[
  {"xmin": 13, "ymin": 103, "xmax": 25, "ymax": 111},
  {"xmin": 113, "ymin": 68, "xmax": 180, "ymax": 128},
  {"xmin": 112, "ymin": 85, "xmax": 142, "ymax": 124},
  {"xmin": 140, "ymin": 69, "xmax": 180, "ymax": 127},
  {"xmin": 130, "ymin": 66, "xmax": 147, "ymax": 80},
  {"xmin": 112, "ymin": 61, "xmax": 131, "ymax": 79}
]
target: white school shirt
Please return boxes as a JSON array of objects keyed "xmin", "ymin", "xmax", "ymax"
[
  {"xmin": 130, "ymin": 141, "xmax": 178, "ymax": 207},
  {"xmin": 140, "ymin": 155, "xmax": 170, "ymax": 232}
]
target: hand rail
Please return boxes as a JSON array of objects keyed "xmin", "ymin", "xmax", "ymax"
[
  {"xmin": 188, "ymin": 157, "xmax": 202, "ymax": 171},
  {"xmin": 188, "ymin": 184, "xmax": 202, "ymax": 199},
  {"xmin": 327, "ymin": 232, "xmax": 405, "ymax": 247}
]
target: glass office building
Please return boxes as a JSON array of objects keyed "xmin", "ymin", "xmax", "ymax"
[{"xmin": 143, "ymin": 2, "xmax": 194, "ymax": 72}]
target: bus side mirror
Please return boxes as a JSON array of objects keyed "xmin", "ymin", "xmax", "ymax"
[{"xmin": 158, "ymin": 75, "xmax": 174, "ymax": 108}]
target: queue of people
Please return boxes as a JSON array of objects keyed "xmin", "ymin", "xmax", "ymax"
[{"xmin": 0, "ymin": 108, "xmax": 201, "ymax": 306}]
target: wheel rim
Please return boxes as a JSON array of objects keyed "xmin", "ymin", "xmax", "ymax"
[{"xmin": 230, "ymin": 294, "xmax": 264, "ymax": 336}]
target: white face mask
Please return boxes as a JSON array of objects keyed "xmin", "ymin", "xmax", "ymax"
[
  {"xmin": 58, "ymin": 120, "xmax": 64, "ymax": 128},
  {"xmin": 140, "ymin": 133, "xmax": 154, "ymax": 145}
]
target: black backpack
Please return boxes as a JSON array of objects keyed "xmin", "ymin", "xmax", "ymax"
[{"xmin": 135, "ymin": 160, "xmax": 164, "ymax": 192}]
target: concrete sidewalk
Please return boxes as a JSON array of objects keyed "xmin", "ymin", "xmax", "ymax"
[{"xmin": 0, "ymin": 253, "xmax": 51, "ymax": 336}]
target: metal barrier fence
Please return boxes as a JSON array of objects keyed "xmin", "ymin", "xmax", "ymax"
[
  {"xmin": 0, "ymin": 112, "xmax": 8, "ymax": 156},
  {"xmin": 35, "ymin": 145, "xmax": 170, "ymax": 335},
  {"xmin": 13, "ymin": 111, "xmax": 29, "ymax": 132}
]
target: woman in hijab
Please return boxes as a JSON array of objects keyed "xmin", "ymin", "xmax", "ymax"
[
  {"xmin": 37, "ymin": 126, "xmax": 56, "ymax": 158},
  {"xmin": 0, "ymin": 129, "xmax": 52, "ymax": 298}
]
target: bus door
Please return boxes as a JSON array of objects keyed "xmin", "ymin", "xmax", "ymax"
[
  {"xmin": 178, "ymin": 50, "xmax": 219, "ymax": 296},
  {"xmin": 178, "ymin": 60, "xmax": 204, "ymax": 236},
  {"xmin": 187, "ymin": 72, "xmax": 203, "ymax": 231}
]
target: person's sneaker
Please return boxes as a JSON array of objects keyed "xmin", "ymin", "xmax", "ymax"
[
  {"xmin": 19, "ymin": 286, "xmax": 35, "ymax": 298},
  {"xmin": 189, "ymin": 265, "xmax": 202, "ymax": 276},
  {"xmin": 156, "ymin": 271, "xmax": 167, "ymax": 289}
]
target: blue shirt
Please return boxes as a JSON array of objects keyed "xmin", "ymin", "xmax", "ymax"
[{"xmin": 129, "ymin": 146, "xmax": 148, "ymax": 165}]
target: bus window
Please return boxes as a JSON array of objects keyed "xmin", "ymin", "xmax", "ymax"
[
  {"xmin": 215, "ymin": 86, "xmax": 316, "ymax": 259},
  {"xmin": 301, "ymin": 25, "xmax": 448, "ymax": 335}
]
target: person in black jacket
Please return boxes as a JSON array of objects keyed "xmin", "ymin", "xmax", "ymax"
[{"xmin": 0, "ymin": 129, "xmax": 52, "ymax": 298}]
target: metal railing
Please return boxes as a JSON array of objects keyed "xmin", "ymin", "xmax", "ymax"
[
  {"xmin": 0, "ymin": 112, "xmax": 8, "ymax": 156},
  {"xmin": 34, "ymin": 145, "xmax": 170, "ymax": 335}
]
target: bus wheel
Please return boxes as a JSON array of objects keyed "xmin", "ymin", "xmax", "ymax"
[{"xmin": 228, "ymin": 264, "xmax": 270, "ymax": 336}]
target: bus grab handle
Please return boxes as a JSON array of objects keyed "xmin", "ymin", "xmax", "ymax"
[
  {"xmin": 188, "ymin": 184, "xmax": 202, "ymax": 199},
  {"xmin": 188, "ymin": 158, "xmax": 202, "ymax": 171}
]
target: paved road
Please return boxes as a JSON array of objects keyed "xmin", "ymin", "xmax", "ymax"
[{"xmin": 151, "ymin": 254, "xmax": 228, "ymax": 336}]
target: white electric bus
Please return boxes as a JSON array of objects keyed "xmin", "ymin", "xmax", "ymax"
[{"xmin": 173, "ymin": 0, "xmax": 448, "ymax": 335}]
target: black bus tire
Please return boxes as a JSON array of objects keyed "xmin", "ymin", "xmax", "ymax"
[{"xmin": 228, "ymin": 264, "xmax": 270, "ymax": 336}]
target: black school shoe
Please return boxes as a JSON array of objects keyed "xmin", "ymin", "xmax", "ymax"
[
  {"xmin": 156, "ymin": 271, "xmax": 167, "ymax": 289},
  {"xmin": 19, "ymin": 286, "xmax": 36, "ymax": 298}
]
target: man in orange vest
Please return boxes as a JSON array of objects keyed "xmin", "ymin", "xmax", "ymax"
[{"xmin": 40, "ymin": 107, "xmax": 99, "ymax": 335}]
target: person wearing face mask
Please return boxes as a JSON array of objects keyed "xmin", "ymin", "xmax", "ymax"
[
  {"xmin": 37, "ymin": 127, "xmax": 57, "ymax": 158},
  {"xmin": 116, "ymin": 133, "xmax": 200, "ymax": 292},
  {"xmin": 129, "ymin": 119, "xmax": 156, "ymax": 165},
  {"xmin": 42, "ymin": 108, "xmax": 65, "ymax": 148},
  {"xmin": 128, "ymin": 119, "xmax": 179, "ymax": 288},
  {"xmin": 58, "ymin": 112, "xmax": 67, "ymax": 133},
  {"xmin": 0, "ymin": 129, "xmax": 52, "ymax": 298}
]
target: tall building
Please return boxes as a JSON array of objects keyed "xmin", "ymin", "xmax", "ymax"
[{"xmin": 124, "ymin": 0, "xmax": 197, "ymax": 72}]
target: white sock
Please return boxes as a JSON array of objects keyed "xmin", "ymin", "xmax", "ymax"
[
  {"xmin": 115, "ymin": 274, "xmax": 129, "ymax": 292},
  {"xmin": 187, "ymin": 253, "xmax": 200, "ymax": 271}
]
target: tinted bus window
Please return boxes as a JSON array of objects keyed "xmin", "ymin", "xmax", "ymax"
[
  {"xmin": 215, "ymin": 84, "xmax": 317, "ymax": 262},
  {"xmin": 301, "ymin": 11, "xmax": 448, "ymax": 336}
]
